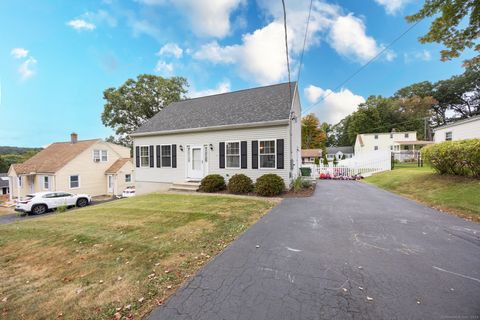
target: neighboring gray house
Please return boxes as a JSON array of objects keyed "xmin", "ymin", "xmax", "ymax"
[
  {"xmin": 326, "ymin": 146, "xmax": 354, "ymax": 161},
  {"xmin": 131, "ymin": 82, "xmax": 302, "ymax": 194},
  {"xmin": 0, "ymin": 173, "xmax": 9, "ymax": 195}
]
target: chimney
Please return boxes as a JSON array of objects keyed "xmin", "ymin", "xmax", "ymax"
[{"xmin": 71, "ymin": 132, "xmax": 78, "ymax": 144}]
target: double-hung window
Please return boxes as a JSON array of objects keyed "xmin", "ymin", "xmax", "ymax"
[
  {"xmin": 140, "ymin": 146, "xmax": 150, "ymax": 167},
  {"xmin": 93, "ymin": 150, "xmax": 100, "ymax": 162},
  {"xmin": 445, "ymin": 132, "xmax": 452, "ymax": 141},
  {"xmin": 226, "ymin": 142, "xmax": 240, "ymax": 168},
  {"xmin": 70, "ymin": 175, "xmax": 79, "ymax": 189},
  {"xmin": 259, "ymin": 140, "xmax": 276, "ymax": 168},
  {"xmin": 43, "ymin": 176, "xmax": 50, "ymax": 190},
  {"xmin": 374, "ymin": 134, "xmax": 378, "ymax": 139},
  {"xmin": 125, "ymin": 174, "xmax": 131, "ymax": 182},
  {"xmin": 101, "ymin": 150, "xmax": 108, "ymax": 161},
  {"xmin": 404, "ymin": 133, "xmax": 409, "ymax": 138},
  {"xmin": 161, "ymin": 145, "xmax": 172, "ymax": 167},
  {"xmin": 18, "ymin": 176, "xmax": 22, "ymax": 187}
]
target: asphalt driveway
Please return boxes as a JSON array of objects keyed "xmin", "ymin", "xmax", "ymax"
[{"xmin": 148, "ymin": 181, "xmax": 480, "ymax": 320}]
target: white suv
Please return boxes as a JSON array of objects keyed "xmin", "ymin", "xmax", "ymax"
[{"xmin": 15, "ymin": 192, "xmax": 92, "ymax": 215}]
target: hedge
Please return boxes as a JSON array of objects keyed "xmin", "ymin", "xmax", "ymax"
[
  {"xmin": 421, "ymin": 138, "xmax": 480, "ymax": 178},
  {"xmin": 200, "ymin": 174, "xmax": 226, "ymax": 192}
]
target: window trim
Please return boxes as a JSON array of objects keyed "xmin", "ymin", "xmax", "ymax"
[
  {"xmin": 259, "ymin": 139, "xmax": 277, "ymax": 170},
  {"xmin": 225, "ymin": 141, "xmax": 241, "ymax": 169},
  {"xmin": 43, "ymin": 176, "xmax": 50, "ymax": 190},
  {"xmin": 160, "ymin": 144, "xmax": 172, "ymax": 168},
  {"xmin": 93, "ymin": 149, "xmax": 100, "ymax": 162},
  {"xmin": 445, "ymin": 131, "xmax": 453, "ymax": 141},
  {"xmin": 125, "ymin": 174, "xmax": 131, "ymax": 183},
  {"xmin": 101, "ymin": 150, "xmax": 108, "ymax": 162},
  {"xmin": 69, "ymin": 175, "xmax": 80, "ymax": 189},
  {"xmin": 139, "ymin": 145, "xmax": 150, "ymax": 168}
]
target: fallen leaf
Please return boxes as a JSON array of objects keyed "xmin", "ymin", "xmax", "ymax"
[
  {"xmin": 2, "ymin": 297, "xmax": 7, "ymax": 302},
  {"xmin": 138, "ymin": 297, "xmax": 145, "ymax": 303},
  {"xmin": 366, "ymin": 296, "xmax": 373, "ymax": 301},
  {"xmin": 167, "ymin": 285, "xmax": 172, "ymax": 289}
]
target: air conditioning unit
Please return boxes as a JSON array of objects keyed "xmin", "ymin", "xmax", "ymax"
[{"xmin": 94, "ymin": 158, "xmax": 100, "ymax": 163}]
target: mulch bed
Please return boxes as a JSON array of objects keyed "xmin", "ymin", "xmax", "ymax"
[{"xmin": 207, "ymin": 183, "xmax": 317, "ymax": 198}]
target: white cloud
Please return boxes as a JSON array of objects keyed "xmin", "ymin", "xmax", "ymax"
[
  {"xmin": 193, "ymin": 0, "xmax": 387, "ymax": 84},
  {"xmin": 404, "ymin": 50, "xmax": 432, "ymax": 63},
  {"xmin": 304, "ymin": 85, "xmax": 365, "ymax": 124},
  {"xmin": 137, "ymin": 0, "xmax": 244, "ymax": 38},
  {"xmin": 67, "ymin": 19, "xmax": 96, "ymax": 31},
  {"xmin": 385, "ymin": 50, "xmax": 397, "ymax": 61},
  {"xmin": 189, "ymin": 80, "xmax": 231, "ymax": 98},
  {"xmin": 374, "ymin": 0, "xmax": 412, "ymax": 15},
  {"xmin": 18, "ymin": 57, "xmax": 37, "ymax": 80},
  {"xmin": 11, "ymin": 48, "xmax": 29, "ymax": 59},
  {"xmin": 329, "ymin": 14, "xmax": 384, "ymax": 63},
  {"xmin": 158, "ymin": 43, "xmax": 183, "ymax": 58},
  {"xmin": 154, "ymin": 60, "xmax": 174, "ymax": 75}
]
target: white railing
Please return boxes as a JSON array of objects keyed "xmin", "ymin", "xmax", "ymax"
[{"xmin": 301, "ymin": 151, "xmax": 391, "ymax": 179}]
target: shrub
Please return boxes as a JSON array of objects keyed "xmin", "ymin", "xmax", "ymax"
[
  {"xmin": 200, "ymin": 174, "xmax": 226, "ymax": 192},
  {"xmin": 322, "ymin": 156, "xmax": 329, "ymax": 166},
  {"xmin": 314, "ymin": 157, "xmax": 320, "ymax": 165},
  {"xmin": 292, "ymin": 176, "xmax": 302, "ymax": 193},
  {"xmin": 255, "ymin": 174, "xmax": 285, "ymax": 196},
  {"xmin": 300, "ymin": 167, "xmax": 312, "ymax": 177},
  {"xmin": 302, "ymin": 179, "xmax": 313, "ymax": 188},
  {"xmin": 227, "ymin": 174, "xmax": 254, "ymax": 194},
  {"xmin": 421, "ymin": 138, "xmax": 480, "ymax": 178}
]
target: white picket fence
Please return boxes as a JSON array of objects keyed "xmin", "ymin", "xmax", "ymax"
[{"xmin": 302, "ymin": 151, "xmax": 391, "ymax": 179}]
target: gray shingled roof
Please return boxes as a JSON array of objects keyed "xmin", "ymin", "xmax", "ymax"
[
  {"xmin": 134, "ymin": 82, "xmax": 296, "ymax": 134},
  {"xmin": 327, "ymin": 146, "xmax": 354, "ymax": 154}
]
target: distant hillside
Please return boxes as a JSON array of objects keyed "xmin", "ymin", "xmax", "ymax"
[{"xmin": 0, "ymin": 146, "xmax": 43, "ymax": 155}]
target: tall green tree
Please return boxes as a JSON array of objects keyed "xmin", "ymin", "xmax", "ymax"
[
  {"xmin": 301, "ymin": 113, "xmax": 327, "ymax": 150},
  {"xmin": 406, "ymin": 0, "xmax": 480, "ymax": 66},
  {"xmin": 101, "ymin": 74, "xmax": 188, "ymax": 146}
]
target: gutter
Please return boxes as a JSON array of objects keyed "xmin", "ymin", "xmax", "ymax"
[{"xmin": 130, "ymin": 119, "xmax": 290, "ymax": 137}]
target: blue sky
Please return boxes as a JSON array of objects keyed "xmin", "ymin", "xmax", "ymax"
[{"xmin": 0, "ymin": 0, "xmax": 473, "ymax": 147}]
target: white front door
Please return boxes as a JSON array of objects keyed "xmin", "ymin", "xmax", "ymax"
[
  {"xmin": 107, "ymin": 175, "xmax": 114, "ymax": 193},
  {"xmin": 187, "ymin": 145, "xmax": 204, "ymax": 180}
]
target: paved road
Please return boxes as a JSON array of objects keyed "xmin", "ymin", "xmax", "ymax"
[
  {"xmin": 148, "ymin": 181, "xmax": 480, "ymax": 320},
  {"xmin": 0, "ymin": 198, "xmax": 117, "ymax": 225}
]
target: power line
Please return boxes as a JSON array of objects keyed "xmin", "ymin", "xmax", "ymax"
[
  {"xmin": 302, "ymin": 19, "xmax": 422, "ymax": 115},
  {"xmin": 296, "ymin": 0, "xmax": 313, "ymax": 86},
  {"xmin": 281, "ymin": 0, "xmax": 292, "ymax": 104}
]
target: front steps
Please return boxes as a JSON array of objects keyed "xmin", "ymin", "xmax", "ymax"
[{"xmin": 169, "ymin": 181, "xmax": 201, "ymax": 192}]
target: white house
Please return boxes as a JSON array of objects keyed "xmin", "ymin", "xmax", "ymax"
[
  {"xmin": 433, "ymin": 115, "xmax": 480, "ymax": 143},
  {"xmin": 355, "ymin": 131, "xmax": 433, "ymax": 161},
  {"xmin": 326, "ymin": 147, "xmax": 354, "ymax": 161},
  {"xmin": 131, "ymin": 82, "xmax": 302, "ymax": 194},
  {"xmin": 301, "ymin": 149, "xmax": 322, "ymax": 164}
]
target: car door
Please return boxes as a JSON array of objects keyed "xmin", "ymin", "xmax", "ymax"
[
  {"xmin": 54, "ymin": 193, "xmax": 71, "ymax": 207},
  {"xmin": 42, "ymin": 193, "xmax": 57, "ymax": 208}
]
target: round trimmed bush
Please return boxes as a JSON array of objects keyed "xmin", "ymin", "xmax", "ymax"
[
  {"xmin": 200, "ymin": 174, "xmax": 226, "ymax": 192},
  {"xmin": 255, "ymin": 174, "xmax": 285, "ymax": 197},
  {"xmin": 227, "ymin": 174, "xmax": 254, "ymax": 194}
]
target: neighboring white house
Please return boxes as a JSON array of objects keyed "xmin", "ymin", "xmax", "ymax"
[
  {"xmin": 0, "ymin": 173, "xmax": 9, "ymax": 196},
  {"xmin": 8, "ymin": 133, "xmax": 134, "ymax": 199},
  {"xmin": 355, "ymin": 131, "xmax": 433, "ymax": 161},
  {"xmin": 131, "ymin": 82, "xmax": 302, "ymax": 194},
  {"xmin": 433, "ymin": 115, "xmax": 480, "ymax": 143},
  {"xmin": 326, "ymin": 147, "xmax": 354, "ymax": 161}
]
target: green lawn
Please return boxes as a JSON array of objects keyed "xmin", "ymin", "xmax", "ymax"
[
  {"xmin": 365, "ymin": 164, "xmax": 480, "ymax": 222},
  {"xmin": 0, "ymin": 193, "xmax": 276, "ymax": 319}
]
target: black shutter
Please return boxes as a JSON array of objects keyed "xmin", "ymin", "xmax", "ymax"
[
  {"xmin": 219, "ymin": 142, "xmax": 225, "ymax": 168},
  {"xmin": 252, "ymin": 140, "xmax": 258, "ymax": 169},
  {"xmin": 135, "ymin": 146, "xmax": 140, "ymax": 168},
  {"xmin": 149, "ymin": 145, "xmax": 154, "ymax": 168},
  {"xmin": 241, "ymin": 141, "xmax": 247, "ymax": 169},
  {"xmin": 277, "ymin": 139, "xmax": 284, "ymax": 169},
  {"xmin": 172, "ymin": 144, "xmax": 177, "ymax": 168},
  {"xmin": 156, "ymin": 145, "xmax": 161, "ymax": 168}
]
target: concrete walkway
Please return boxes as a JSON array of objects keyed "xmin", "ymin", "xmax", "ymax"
[{"xmin": 148, "ymin": 181, "xmax": 480, "ymax": 320}]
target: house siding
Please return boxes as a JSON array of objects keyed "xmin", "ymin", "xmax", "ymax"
[
  {"xmin": 290, "ymin": 88, "xmax": 302, "ymax": 179},
  {"xmin": 133, "ymin": 124, "xmax": 291, "ymax": 194},
  {"xmin": 433, "ymin": 118, "xmax": 480, "ymax": 143},
  {"xmin": 355, "ymin": 132, "xmax": 417, "ymax": 154}
]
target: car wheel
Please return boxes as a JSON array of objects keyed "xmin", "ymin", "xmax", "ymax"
[
  {"xmin": 76, "ymin": 198, "xmax": 88, "ymax": 208},
  {"xmin": 32, "ymin": 204, "xmax": 47, "ymax": 215}
]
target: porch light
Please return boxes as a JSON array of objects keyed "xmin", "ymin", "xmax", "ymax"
[
  {"xmin": 209, "ymin": 144, "xmax": 214, "ymax": 151},
  {"xmin": 179, "ymin": 145, "xmax": 184, "ymax": 151}
]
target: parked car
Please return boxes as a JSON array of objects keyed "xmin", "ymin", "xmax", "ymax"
[
  {"xmin": 15, "ymin": 191, "xmax": 92, "ymax": 215},
  {"xmin": 122, "ymin": 186, "xmax": 136, "ymax": 198}
]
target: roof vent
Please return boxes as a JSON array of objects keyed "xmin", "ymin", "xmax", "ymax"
[{"xmin": 71, "ymin": 132, "xmax": 78, "ymax": 144}]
